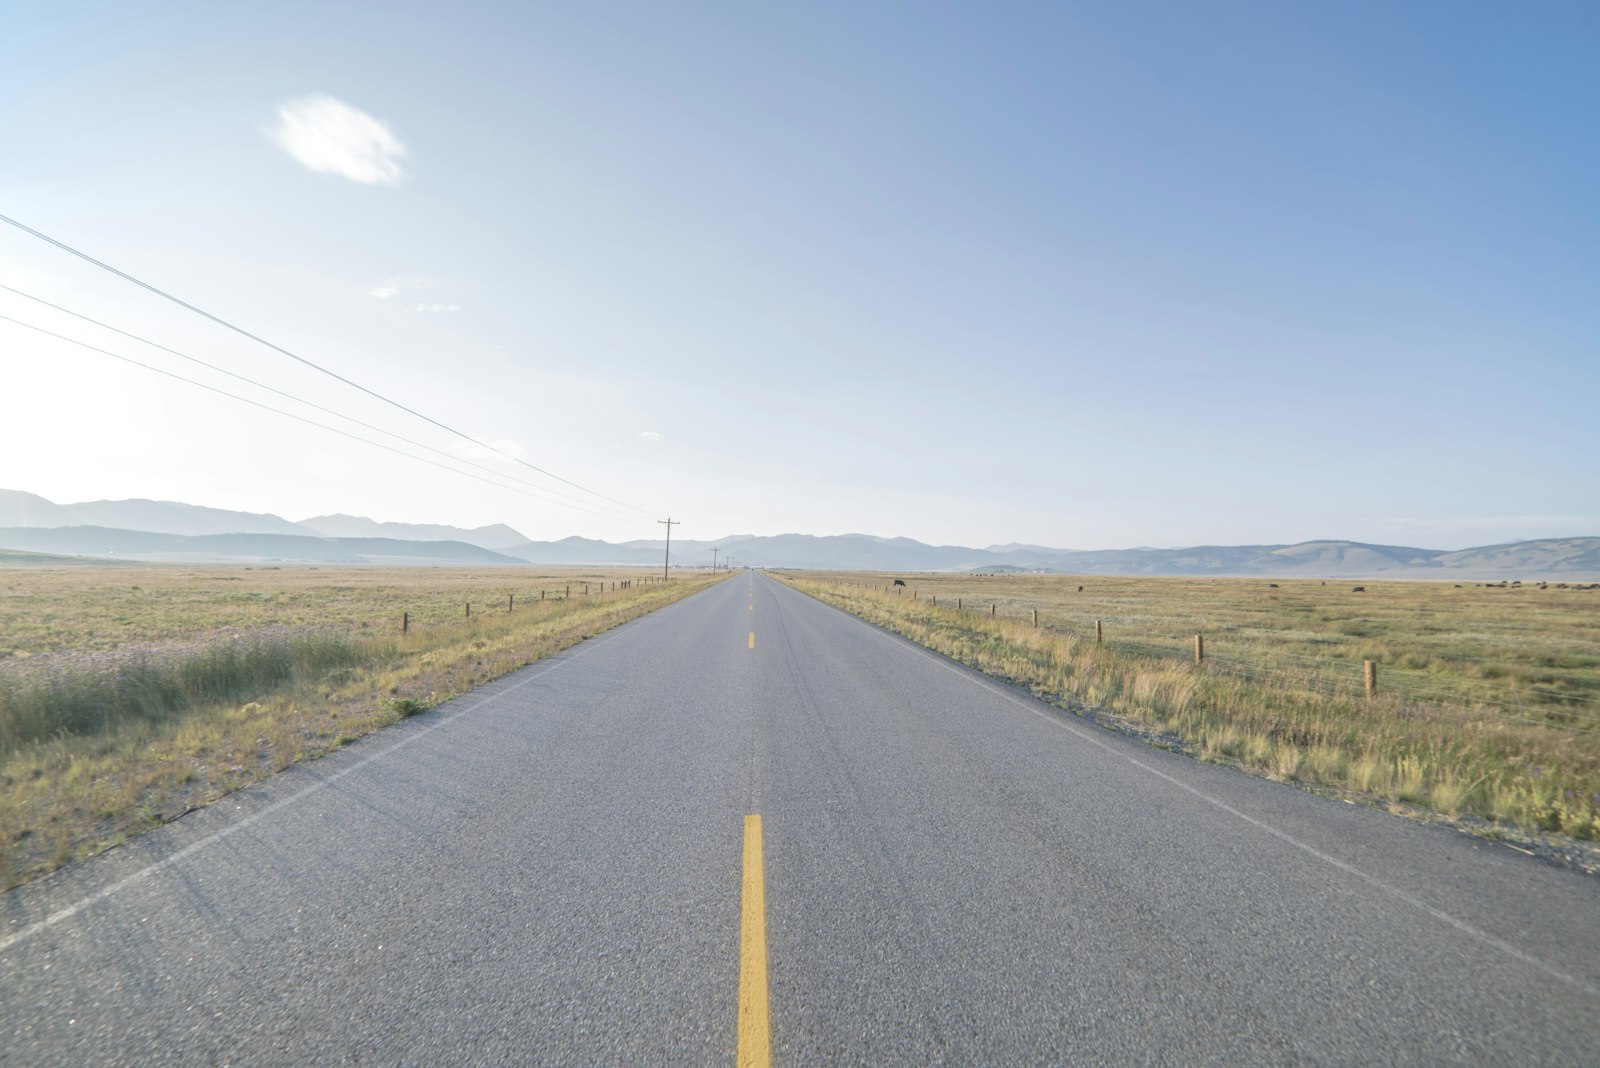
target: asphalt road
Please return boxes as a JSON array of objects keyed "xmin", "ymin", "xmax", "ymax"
[{"xmin": 3, "ymin": 572, "xmax": 1597, "ymax": 1066}]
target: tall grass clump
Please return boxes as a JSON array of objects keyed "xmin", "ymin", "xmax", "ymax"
[
  {"xmin": 783, "ymin": 575, "xmax": 1600, "ymax": 843},
  {"xmin": 1, "ymin": 566, "xmax": 725, "ymax": 890},
  {"xmin": 0, "ymin": 632, "xmax": 368, "ymax": 757}
]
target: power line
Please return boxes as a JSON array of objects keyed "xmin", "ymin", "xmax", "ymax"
[
  {"xmin": 0, "ymin": 313, "xmax": 640, "ymax": 523},
  {"xmin": 0, "ymin": 282, "xmax": 648, "ymax": 525},
  {"xmin": 0, "ymin": 212, "xmax": 656, "ymax": 519}
]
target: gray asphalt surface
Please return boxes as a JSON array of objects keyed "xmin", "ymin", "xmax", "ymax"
[{"xmin": 2, "ymin": 572, "xmax": 1597, "ymax": 1066}]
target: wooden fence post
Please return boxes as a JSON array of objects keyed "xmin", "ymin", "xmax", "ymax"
[
  {"xmin": 466, "ymin": 602, "xmax": 471, "ymax": 618},
  {"xmin": 1033, "ymin": 608, "xmax": 1038, "ymax": 628},
  {"xmin": 1365, "ymin": 660, "xmax": 1377, "ymax": 698},
  {"xmin": 402, "ymin": 611, "xmax": 408, "ymax": 633},
  {"xmin": 990, "ymin": 603, "xmax": 996, "ymax": 618},
  {"xmin": 1195, "ymin": 634, "xmax": 1204, "ymax": 663},
  {"xmin": 957, "ymin": 598, "xmax": 962, "ymax": 610},
  {"xmin": 1095, "ymin": 620, "xmax": 1103, "ymax": 643},
  {"xmin": 931, "ymin": 594, "xmax": 936, "ymax": 607},
  {"xmin": 509, "ymin": 593, "xmax": 514, "ymax": 612}
]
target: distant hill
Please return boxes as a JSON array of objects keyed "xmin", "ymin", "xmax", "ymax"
[
  {"xmin": 1433, "ymin": 537, "xmax": 1600, "ymax": 575},
  {"xmin": 3, "ymin": 490, "xmax": 1594, "ymax": 577},
  {"xmin": 65, "ymin": 499, "xmax": 306, "ymax": 537},
  {"xmin": 0, "ymin": 490, "xmax": 76, "ymax": 529},
  {"xmin": 0, "ymin": 527, "xmax": 525, "ymax": 565},
  {"xmin": 501, "ymin": 532, "xmax": 1598, "ymax": 578},
  {"xmin": 0, "ymin": 490, "xmax": 302, "ymax": 536},
  {"xmin": 0, "ymin": 547, "xmax": 113, "ymax": 568},
  {"xmin": 0, "ymin": 490, "xmax": 528, "ymax": 550},
  {"xmin": 299, "ymin": 514, "xmax": 529, "ymax": 550},
  {"xmin": 499, "ymin": 535, "xmax": 663, "ymax": 566}
]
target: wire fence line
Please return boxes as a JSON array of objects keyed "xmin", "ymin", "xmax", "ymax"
[{"xmin": 824, "ymin": 579, "xmax": 1600, "ymax": 733}]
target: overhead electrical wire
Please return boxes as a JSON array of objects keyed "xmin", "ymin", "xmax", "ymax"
[
  {"xmin": 0, "ymin": 313, "xmax": 642, "ymax": 524},
  {"xmin": 0, "ymin": 282, "xmax": 649, "ymax": 524},
  {"xmin": 0, "ymin": 212, "xmax": 657, "ymax": 520}
]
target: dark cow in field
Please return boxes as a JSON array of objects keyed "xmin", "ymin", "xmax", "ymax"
[
  {"xmin": 1351, "ymin": 586, "xmax": 1365, "ymax": 593},
  {"xmin": 893, "ymin": 579, "xmax": 906, "ymax": 587}
]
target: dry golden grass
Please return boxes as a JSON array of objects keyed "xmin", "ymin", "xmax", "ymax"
[
  {"xmin": 0, "ymin": 564, "xmax": 720, "ymax": 889},
  {"xmin": 780, "ymin": 572, "xmax": 1600, "ymax": 844}
]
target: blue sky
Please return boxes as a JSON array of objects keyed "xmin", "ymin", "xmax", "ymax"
[{"xmin": 3, "ymin": 1, "xmax": 1596, "ymax": 549}]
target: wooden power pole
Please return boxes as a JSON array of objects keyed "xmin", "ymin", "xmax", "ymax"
[{"xmin": 659, "ymin": 517, "xmax": 680, "ymax": 580}]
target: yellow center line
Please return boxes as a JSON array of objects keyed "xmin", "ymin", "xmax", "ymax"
[
  {"xmin": 748, "ymin": 631, "xmax": 756, "ymax": 649},
  {"xmin": 739, "ymin": 814, "xmax": 771, "ymax": 1068}
]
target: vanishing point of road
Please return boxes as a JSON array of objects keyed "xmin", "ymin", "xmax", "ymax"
[{"xmin": 3, "ymin": 573, "xmax": 1597, "ymax": 1065}]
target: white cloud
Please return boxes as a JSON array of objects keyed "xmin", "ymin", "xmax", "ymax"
[
  {"xmin": 268, "ymin": 95, "xmax": 407, "ymax": 185},
  {"xmin": 417, "ymin": 302, "xmax": 461, "ymax": 314},
  {"xmin": 638, "ymin": 431, "xmax": 662, "ymax": 440},
  {"xmin": 368, "ymin": 276, "xmax": 430, "ymax": 301}
]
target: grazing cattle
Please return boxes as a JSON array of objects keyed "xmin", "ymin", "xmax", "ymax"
[
  {"xmin": 1351, "ymin": 586, "xmax": 1365, "ymax": 593},
  {"xmin": 1077, "ymin": 585, "xmax": 1084, "ymax": 592},
  {"xmin": 893, "ymin": 579, "xmax": 906, "ymax": 587},
  {"xmin": 1454, "ymin": 584, "xmax": 1463, "ymax": 588},
  {"xmin": 1268, "ymin": 583, "xmax": 1279, "ymax": 588}
]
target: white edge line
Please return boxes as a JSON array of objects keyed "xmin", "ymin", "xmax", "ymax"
[
  {"xmin": 778, "ymin": 575, "xmax": 1600, "ymax": 1001},
  {"xmin": 0, "ymin": 625, "xmax": 630, "ymax": 954}
]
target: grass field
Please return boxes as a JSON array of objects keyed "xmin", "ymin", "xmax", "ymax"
[
  {"xmin": 0, "ymin": 564, "xmax": 720, "ymax": 889},
  {"xmin": 779, "ymin": 572, "xmax": 1600, "ymax": 847}
]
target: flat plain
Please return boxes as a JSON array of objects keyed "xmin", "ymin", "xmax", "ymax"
[
  {"xmin": 4, "ymin": 572, "xmax": 1597, "ymax": 1066},
  {"xmin": 783, "ymin": 571, "xmax": 1600, "ymax": 851},
  {"xmin": 0, "ymin": 563, "xmax": 716, "ymax": 888}
]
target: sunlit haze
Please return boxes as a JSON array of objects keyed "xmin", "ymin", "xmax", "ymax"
[{"xmin": 3, "ymin": 2, "xmax": 1596, "ymax": 551}]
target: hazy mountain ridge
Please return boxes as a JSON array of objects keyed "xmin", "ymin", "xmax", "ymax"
[
  {"xmin": 0, "ymin": 490, "xmax": 307, "ymax": 537},
  {"xmin": 0, "ymin": 490, "xmax": 528, "ymax": 547},
  {"xmin": 299, "ymin": 514, "xmax": 529, "ymax": 550},
  {"xmin": 0, "ymin": 491, "xmax": 1593, "ymax": 576},
  {"xmin": 0, "ymin": 526, "xmax": 523, "ymax": 565},
  {"xmin": 498, "ymin": 532, "xmax": 1600, "ymax": 578}
]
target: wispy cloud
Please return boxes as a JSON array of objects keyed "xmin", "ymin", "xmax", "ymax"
[
  {"xmin": 369, "ymin": 276, "xmax": 428, "ymax": 301},
  {"xmin": 268, "ymin": 94, "xmax": 407, "ymax": 185},
  {"xmin": 366, "ymin": 279, "xmax": 461, "ymax": 312},
  {"xmin": 638, "ymin": 431, "xmax": 662, "ymax": 441}
]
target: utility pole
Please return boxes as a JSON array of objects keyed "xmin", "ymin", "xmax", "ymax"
[
  {"xmin": 658, "ymin": 516, "xmax": 680, "ymax": 580},
  {"xmin": 712, "ymin": 547, "xmax": 720, "ymax": 572}
]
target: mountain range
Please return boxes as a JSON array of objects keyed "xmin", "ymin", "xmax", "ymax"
[{"xmin": 1, "ymin": 489, "xmax": 1595, "ymax": 578}]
